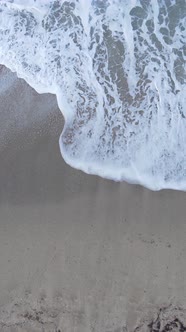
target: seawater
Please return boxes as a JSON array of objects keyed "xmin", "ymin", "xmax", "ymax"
[{"xmin": 0, "ymin": 0, "xmax": 185, "ymax": 190}]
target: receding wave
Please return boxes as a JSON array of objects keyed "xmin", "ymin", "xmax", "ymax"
[{"xmin": 0, "ymin": 0, "xmax": 185, "ymax": 190}]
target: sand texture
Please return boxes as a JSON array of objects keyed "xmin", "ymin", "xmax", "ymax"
[{"xmin": 0, "ymin": 66, "xmax": 186, "ymax": 331}]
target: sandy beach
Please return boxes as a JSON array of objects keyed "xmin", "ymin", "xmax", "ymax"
[{"xmin": 0, "ymin": 66, "xmax": 186, "ymax": 331}]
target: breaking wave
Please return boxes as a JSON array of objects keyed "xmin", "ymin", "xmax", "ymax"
[{"xmin": 0, "ymin": 0, "xmax": 185, "ymax": 190}]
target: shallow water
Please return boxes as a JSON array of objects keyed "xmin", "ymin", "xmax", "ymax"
[{"xmin": 0, "ymin": 0, "xmax": 185, "ymax": 190}]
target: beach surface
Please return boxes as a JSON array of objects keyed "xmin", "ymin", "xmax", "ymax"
[{"xmin": 0, "ymin": 66, "xmax": 186, "ymax": 331}]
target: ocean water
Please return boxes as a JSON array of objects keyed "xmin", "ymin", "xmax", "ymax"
[{"xmin": 0, "ymin": 0, "xmax": 185, "ymax": 190}]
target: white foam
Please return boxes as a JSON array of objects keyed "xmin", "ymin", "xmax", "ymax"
[{"xmin": 0, "ymin": 0, "xmax": 185, "ymax": 190}]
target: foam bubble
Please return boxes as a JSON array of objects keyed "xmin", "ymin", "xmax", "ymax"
[{"xmin": 0, "ymin": 0, "xmax": 185, "ymax": 190}]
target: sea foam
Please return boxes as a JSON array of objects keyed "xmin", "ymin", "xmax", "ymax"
[{"xmin": 0, "ymin": 0, "xmax": 185, "ymax": 190}]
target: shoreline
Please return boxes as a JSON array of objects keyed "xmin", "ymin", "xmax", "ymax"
[{"xmin": 0, "ymin": 67, "xmax": 186, "ymax": 331}]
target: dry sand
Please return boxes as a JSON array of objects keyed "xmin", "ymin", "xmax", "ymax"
[{"xmin": 0, "ymin": 66, "xmax": 186, "ymax": 331}]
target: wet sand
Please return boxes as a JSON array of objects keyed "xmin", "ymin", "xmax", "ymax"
[{"xmin": 0, "ymin": 66, "xmax": 186, "ymax": 331}]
